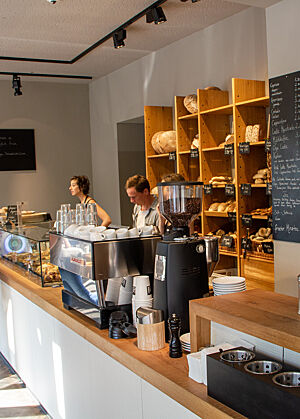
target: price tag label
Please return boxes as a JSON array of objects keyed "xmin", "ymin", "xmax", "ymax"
[
  {"xmin": 169, "ymin": 151, "xmax": 176, "ymax": 161},
  {"xmin": 190, "ymin": 149, "xmax": 199, "ymax": 159},
  {"xmin": 262, "ymin": 241, "xmax": 274, "ymax": 254},
  {"xmin": 267, "ymin": 215, "xmax": 273, "ymax": 227},
  {"xmin": 221, "ymin": 235, "xmax": 234, "ymax": 248},
  {"xmin": 204, "ymin": 184, "xmax": 213, "ymax": 195},
  {"xmin": 224, "ymin": 144, "xmax": 234, "ymax": 156},
  {"xmin": 241, "ymin": 183, "xmax": 252, "ymax": 196},
  {"xmin": 241, "ymin": 237, "xmax": 252, "ymax": 251},
  {"xmin": 225, "ymin": 184, "xmax": 235, "ymax": 196},
  {"xmin": 265, "ymin": 139, "xmax": 272, "ymax": 153},
  {"xmin": 266, "ymin": 182, "xmax": 272, "ymax": 196},
  {"xmin": 6, "ymin": 205, "xmax": 18, "ymax": 225},
  {"xmin": 242, "ymin": 214, "xmax": 253, "ymax": 227},
  {"xmin": 227, "ymin": 212, "xmax": 237, "ymax": 223},
  {"xmin": 239, "ymin": 142, "xmax": 250, "ymax": 155}
]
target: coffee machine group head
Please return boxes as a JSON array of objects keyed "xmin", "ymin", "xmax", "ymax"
[{"xmin": 154, "ymin": 181, "xmax": 219, "ymax": 336}]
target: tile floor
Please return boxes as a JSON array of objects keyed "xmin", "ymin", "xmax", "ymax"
[{"xmin": 0, "ymin": 353, "xmax": 50, "ymax": 419}]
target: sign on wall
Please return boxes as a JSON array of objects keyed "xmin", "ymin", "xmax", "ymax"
[
  {"xmin": 0, "ymin": 129, "xmax": 36, "ymax": 171},
  {"xmin": 270, "ymin": 70, "xmax": 300, "ymax": 243}
]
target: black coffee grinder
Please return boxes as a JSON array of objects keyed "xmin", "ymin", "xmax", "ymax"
[{"xmin": 153, "ymin": 181, "xmax": 209, "ymax": 336}]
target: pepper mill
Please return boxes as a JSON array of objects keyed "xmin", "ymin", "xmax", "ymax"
[{"xmin": 168, "ymin": 313, "xmax": 182, "ymax": 358}]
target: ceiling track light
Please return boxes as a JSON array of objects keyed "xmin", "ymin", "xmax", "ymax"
[
  {"xmin": 47, "ymin": 0, "xmax": 57, "ymax": 4},
  {"xmin": 146, "ymin": 6, "xmax": 167, "ymax": 24},
  {"xmin": 113, "ymin": 29, "xmax": 126, "ymax": 49},
  {"xmin": 12, "ymin": 74, "xmax": 22, "ymax": 96}
]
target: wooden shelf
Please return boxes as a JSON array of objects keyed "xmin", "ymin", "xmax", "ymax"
[
  {"xmin": 147, "ymin": 153, "xmax": 170, "ymax": 159},
  {"xmin": 178, "ymin": 113, "xmax": 198, "ymax": 120},
  {"xmin": 219, "ymin": 250, "xmax": 238, "ymax": 257},
  {"xmin": 204, "ymin": 211, "xmax": 230, "ymax": 218},
  {"xmin": 202, "ymin": 146, "xmax": 226, "ymax": 152},
  {"xmin": 190, "ymin": 289, "xmax": 300, "ymax": 354},
  {"xmin": 240, "ymin": 254, "xmax": 274, "ymax": 264},
  {"xmin": 241, "ymin": 214, "xmax": 269, "ymax": 220},
  {"xmin": 250, "ymin": 184, "xmax": 267, "ymax": 188},
  {"xmin": 200, "ymin": 104, "xmax": 233, "ymax": 115},
  {"xmin": 178, "ymin": 150, "xmax": 192, "ymax": 155},
  {"xmin": 235, "ymin": 96, "xmax": 269, "ymax": 107}
]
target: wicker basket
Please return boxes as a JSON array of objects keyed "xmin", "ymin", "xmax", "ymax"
[
  {"xmin": 219, "ymin": 236, "xmax": 237, "ymax": 253},
  {"xmin": 248, "ymin": 239, "xmax": 274, "ymax": 260}
]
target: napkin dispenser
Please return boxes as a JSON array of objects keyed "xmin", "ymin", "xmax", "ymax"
[{"xmin": 136, "ymin": 307, "xmax": 165, "ymax": 351}]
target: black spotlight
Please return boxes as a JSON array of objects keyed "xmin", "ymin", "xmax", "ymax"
[
  {"xmin": 12, "ymin": 75, "xmax": 22, "ymax": 96},
  {"xmin": 113, "ymin": 29, "xmax": 126, "ymax": 49},
  {"xmin": 146, "ymin": 7, "xmax": 167, "ymax": 24}
]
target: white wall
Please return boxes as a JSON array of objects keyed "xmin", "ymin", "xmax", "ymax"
[
  {"xmin": 266, "ymin": 0, "xmax": 300, "ymax": 296},
  {"xmin": 89, "ymin": 6, "xmax": 268, "ymax": 224},
  {"xmin": 0, "ymin": 80, "xmax": 92, "ymax": 219}
]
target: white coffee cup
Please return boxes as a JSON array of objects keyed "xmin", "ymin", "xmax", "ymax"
[
  {"xmin": 90, "ymin": 232, "xmax": 105, "ymax": 242},
  {"xmin": 116, "ymin": 228, "xmax": 129, "ymax": 239},
  {"xmin": 133, "ymin": 275, "xmax": 152, "ymax": 300},
  {"xmin": 94, "ymin": 226, "xmax": 106, "ymax": 233},
  {"xmin": 105, "ymin": 277, "xmax": 122, "ymax": 304},
  {"xmin": 128, "ymin": 227, "xmax": 139, "ymax": 237},
  {"xmin": 103, "ymin": 229, "xmax": 116, "ymax": 240},
  {"xmin": 139, "ymin": 225, "xmax": 153, "ymax": 236}
]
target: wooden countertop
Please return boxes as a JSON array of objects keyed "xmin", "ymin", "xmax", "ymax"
[
  {"xmin": 190, "ymin": 289, "xmax": 300, "ymax": 354},
  {"xmin": 0, "ymin": 260, "xmax": 244, "ymax": 419}
]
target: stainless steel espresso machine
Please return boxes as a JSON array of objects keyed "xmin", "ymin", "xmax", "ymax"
[
  {"xmin": 153, "ymin": 181, "xmax": 219, "ymax": 336},
  {"xmin": 50, "ymin": 230, "xmax": 160, "ymax": 329}
]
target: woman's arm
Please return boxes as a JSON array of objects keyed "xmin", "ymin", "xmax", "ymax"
[{"xmin": 88, "ymin": 198, "xmax": 111, "ymax": 227}]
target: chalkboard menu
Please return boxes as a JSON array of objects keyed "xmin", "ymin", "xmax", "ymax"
[
  {"xmin": 0, "ymin": 129, "xmax": 36, "ymax": 171},
  {"xmin": 270, "ymin": 71, "xmax": 300, "ymax": 243}
]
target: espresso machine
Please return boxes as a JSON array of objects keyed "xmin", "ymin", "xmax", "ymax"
[{"xmin": 153, "ymin": 181, "xmax": 219, "ymax": 336}]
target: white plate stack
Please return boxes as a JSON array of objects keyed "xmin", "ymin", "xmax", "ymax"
[
  {"xmin": 212, "ymin": 276, "xmax": 246, "ymax": 296},
  {"xmin": 180, "ymin": 333, "xmax": 191, "ymax": 353}
]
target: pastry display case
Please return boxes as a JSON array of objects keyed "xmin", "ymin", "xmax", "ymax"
[{"xmin": 0, "ymin": 223, "xmax": 61, "ymax": 287}]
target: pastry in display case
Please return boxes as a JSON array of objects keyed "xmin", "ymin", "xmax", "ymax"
[{"xmin": 0, "ymin": 224, "xmax": 61, "ymax": 287}]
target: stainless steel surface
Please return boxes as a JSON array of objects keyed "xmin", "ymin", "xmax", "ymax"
[
  {"xmin": 272, "ymin": 372, "xmax": 300, "ymax": 387},
  {"xmin": 244, "ymin": 360, "xmax": 282, "ymax": 375},
  {"xmin": 220, "ymin": 349, "xmax": 255, "ymax": 363},
  {"xmin": 136, "ymin": 307, "xmax": 163, "ymax": 324},
  {"xmin": 95, "ymin": 280, "xmax": 106, "ymax": 308},
  {"xmin": 200, "ymin": 235, "xmax": 220, "ymax": 277},
  {"xmin": 154, "ymin": 254, "xmax": 166, "ymax": 281},
  {"xmin": 50, "ymin": 232, "xmax": 160, "ymax": 281}
]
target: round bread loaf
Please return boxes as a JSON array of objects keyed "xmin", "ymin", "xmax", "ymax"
[
  {"xmin": 158, "ymin": 131, "xmax": 176, "ymax": 153},
  {"xmin": 204, "ymin": 86, "xmax": 221, "ymax": 91},
  {"xmin": 151, "ymin": 131, "xmax": 164, "ymax": 154},
  {"xmin": 183, "ymin": 94, "xmax": 198, "ymax": 114}
]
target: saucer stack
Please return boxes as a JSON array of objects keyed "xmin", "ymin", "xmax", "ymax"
[
  {"xmin": 180, "ymin": 333, "xmax": 191, "ymax": 353},
  {"xmin": 212, "ymin": 276, "xmax": 246, "ymax": 296}
]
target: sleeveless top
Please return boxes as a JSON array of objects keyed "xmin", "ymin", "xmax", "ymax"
[{"xmin": 83, "ymin": 195, "xmax": 93, "ymax": 205}]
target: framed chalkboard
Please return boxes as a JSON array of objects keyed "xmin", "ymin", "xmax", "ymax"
[
  {"xmin": 270, "ymin": 71, "xmax": 300, "ymax": 243},
  {"xmin": 0, "ymin": 129, "xmax": 36, "ymax": 171}
]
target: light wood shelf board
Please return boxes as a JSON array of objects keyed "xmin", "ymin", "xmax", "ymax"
[
  {"xmin": 219, "ymin": 251, "xmax": 238, "ymax": 257},
  {"xmin": 235, "ymin": 96, "xmax": 269, "ymax": 108},
  {"xmin": 178, "ymin": 113, "xmax": 198, "ymax": 120},
  {"xmin": 204, "ymin": 211, "xmax": 230, "ymax": 218},
  {"xmin": 179, "ymin": 150, "xmax": 192, "ymax": 155},
  {"xmin": 250, "ymin": 184, "xmax": 267, "ymax": 188},
  {"xmin": 202, "ymin": 146, "xmax": 225, "ymax": 152},
  {"xmin": 200, "ymin": 104, "xmax": 233, "ymax": 115},
  {"xmin": 240, "ymin": 255, "xmax": 274, "ymax": 264},
  {"xmin": 148, "ymin": 153, "xmax": 170, "ymax": 159}
]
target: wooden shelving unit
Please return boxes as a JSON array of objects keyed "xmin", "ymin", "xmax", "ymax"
[{"xmin": 144, "ymin": 79, "xmax": 273, "ymax": 289}]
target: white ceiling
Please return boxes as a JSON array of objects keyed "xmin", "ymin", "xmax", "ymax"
[{"xmin": 0, "ymin": 0, "xmax": 281, "ymax": 83}]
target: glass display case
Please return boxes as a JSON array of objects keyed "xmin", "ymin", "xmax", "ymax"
[{"xmin": 0, "ymin": 223, "xmax": 61, "ymax": 287}]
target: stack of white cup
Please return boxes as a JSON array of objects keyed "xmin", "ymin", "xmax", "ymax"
[
  {"xmin": 132, "ymin": 275, "xmax": 153, "ymax": 326},
  {"xmin": 105, "ymin": 277, "xmax": 123, "ymax": 304}
]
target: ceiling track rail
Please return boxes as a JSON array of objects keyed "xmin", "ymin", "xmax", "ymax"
[
  {"xmin": 0, "ymin": 71, "xmax": 92, "ymax": 79},
  {"xmin": 0, "ymin": 0, "xmax": 168, "ymax": 65}
]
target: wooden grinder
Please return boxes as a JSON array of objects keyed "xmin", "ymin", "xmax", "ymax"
[{"xmin": 136, "ymin": 307, "xmax": 165, "ymax": 351}]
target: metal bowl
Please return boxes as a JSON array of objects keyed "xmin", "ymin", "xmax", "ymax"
[
  {"xmin": 245, "ymin": 360, "xmax": 282, "ymax": 375},
  {"xmin": 272, "ymin": 372, "xmax": 300, "ymax": 387},
  {"xmin": 220, "ymin": 349, "xmax": 255, "ymax": 363}
]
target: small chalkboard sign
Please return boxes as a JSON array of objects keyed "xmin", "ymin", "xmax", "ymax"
[
  {"xmin": 204, "ymin": 184, "xmax": 213, "ymax": 195},
  {"xmin": 6, "ymin": 205, "xmax": 18, "ymax": 225},
  {"xmin": 224, "ymin": 144, "xmax": 234, "ymax": 156},
  {"xmin": 239, "ymin": 142, "xmax": 250, "ymax": 155},
  {"xmin": 227, "ymin": 212, "xmax": 237, "ymax": 223},
  {"xmin": 169, "ymin": 152, "xmax": 176, "ymax": 161},
  {"xmin": 190, "ymin": 149, "xmax": 199, "ymax": 159},
  {"xmin": 265, "ymin": 139, "xmax": 272, "ymax": 153},
  {"xmin": 241, "ymin": 237, "xmax": 252, "ymax": 251},
  {"xmin": 266, "ymin": 182, "xmax": 272, "ymax": 196},
  {"xmin": 241, "ymin": 183, "xmax": 252, "ymax": 196},
  {"xmin": 221, "ymin": 235, "xmax": 234, "ymax": 248},
  {"xmin": 262, "ymin": 241, "xmax": 274, "ymax": 254},
  {"xmin": 0, "ymin": 129, "xmax": 36, "ymax": 171},
  {"xmin": 242, "ymin": 214, "xmax": 253, "ymax": 227},
  {"xmin": 225, "ymin": 184, "xmax": 235, "ymax": 197}
]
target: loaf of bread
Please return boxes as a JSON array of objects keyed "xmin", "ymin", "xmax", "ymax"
[
  {"xmin": 245, "ymin": 125, "xmax": 253, "ymax": 142},
  {"xmin": 183, "ymin": 95, "xmax": 198, "ymax": 114},
  {"xmin": 208, "ymin": 202, "xmax": 220, "ymax": 211},
  {"xmin": 151, "ymin": 130, "xmax": 176, "ymax": 154},
  {"xmin": 251, "ymin": 124, "xmax": 261, "ymax": 142},
  {"xmin": 225, "ymin": 134, "xmax": 234, "ymax": 144}
]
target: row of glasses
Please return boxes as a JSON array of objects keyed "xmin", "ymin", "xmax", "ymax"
[{"xmin": 56, "ymin": 203, "xmax": 98, "ymax": 233}]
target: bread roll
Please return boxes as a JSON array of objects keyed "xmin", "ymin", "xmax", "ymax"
[
  {"xmin": 183, "ymin": 95, "xmax": 198, "ymax": 114},
  {"xmin": 225, "ymin": 134, "xmax": 234, "ymax": 144},
  {"xmin": 217, "ymin": 202, "xmax": 229, "ymax": 212},
  {"xmin": 254, "ymin": 178, "xmax": 265, "ymax": 184},
  {"xmin": 204, "ymin": 86, "xmax": 221, "ymax": 91},
  {"xmin": 208, "ymin": 202, "xmax": 220, "ymax": 211}
]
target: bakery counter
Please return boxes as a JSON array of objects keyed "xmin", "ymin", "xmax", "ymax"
[{"xmin": 0, "ymin": 260, "xmax": 244, "ymax": 419}]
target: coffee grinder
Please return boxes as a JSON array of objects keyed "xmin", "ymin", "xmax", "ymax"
[{"xmin": 153, "ymin": 181, "xmax": 211, "ymax": 336}]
